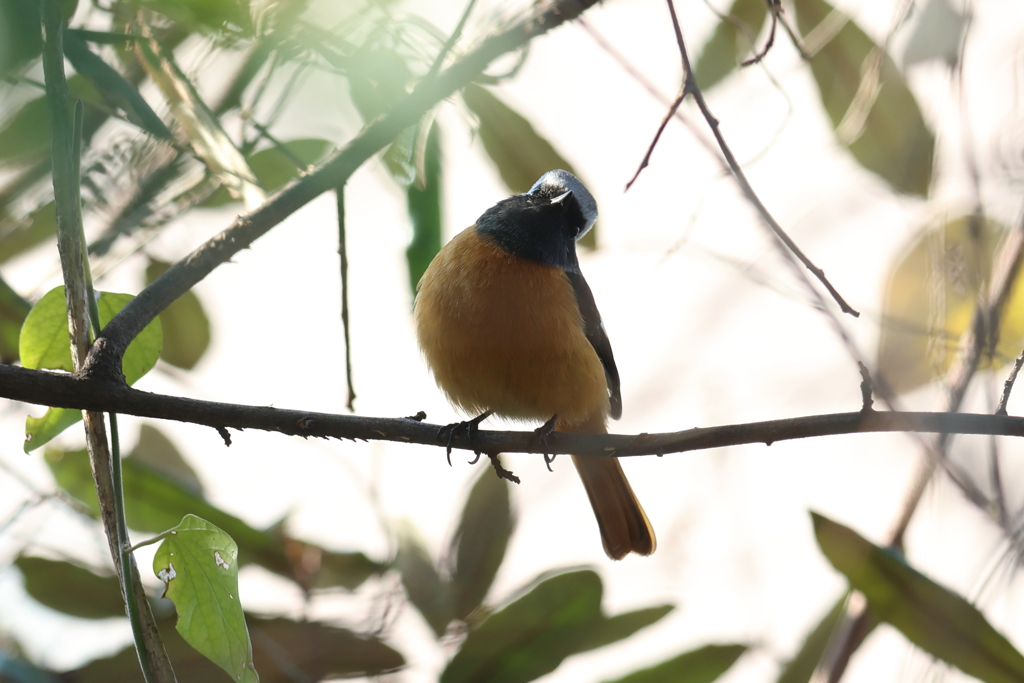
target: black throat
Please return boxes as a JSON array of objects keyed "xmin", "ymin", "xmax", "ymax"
[{"xmin": 474, "ymin": 193, "xmax": 585, "ymax": 272}]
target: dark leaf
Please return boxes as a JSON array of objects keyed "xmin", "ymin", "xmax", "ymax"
[
  {"xmin": 405, "ymin": 122, "xmax": 442, "ymax": 294},
  {"xmin": 65, "ymin": 616, "xmax": 404, "ymax": 683},
  {"xmin": 449, "ymin": 457, "xmax": 513, "ymax": 621},
  {"xmin": 145, "ymin": 258, "xmax": 212, "ymax": 369},
  {"xmin": 0, "ymin": 0, "xmax": 42, "ymax": 80},
  {"xmin": 63, "ymin": 31, "xmax": 173, "ymax": 140},
  {"xmin": 602, "ymin": 644, "xmax": 747, "ymax": 683},
  {"xmin": 812, "ymin": 512, "xmax": 1024, "ymax": 683},
  {"xmin": 396, "ymin": 524, "xmax": 452, "ymax": 637},
  {"xmin": 775, "ymin": 592, "xmax": 878, "ymax": 683},
  {"xmin": 461, "ymin": 83, "xmax": 596, "ymax": 248},
  {"xmin": 0, "ymin": 201, "xmax": 56, "ymax": 264},
  {"xmin": 441, "ymin": 569, "xmax": 603, "ymax": 683},
  {"xmin": 15, "ymin": 556, "xmax": 124, "ymax": 620},
  {"xmin": 792, "ymin": 0, "xmax": 934, "ymax": 195},
  {"xmin": 692, "ymin": 0, "xmax": 770, "ymax": 90},
  {"xmin": 579, "ymin": 604, "xmax": 675, "ymax": 653},
  {"xmin": 0, "ymin": 271, "xmax": 30, "ymax": 363},
  {"xmin": 129, "ymin": 424, "xmax": 203, "ymax": 496}
]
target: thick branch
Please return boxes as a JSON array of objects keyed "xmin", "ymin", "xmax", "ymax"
[
  {"xmin": 81, "ymin": 0, "xmax": 601, "ymax": 382},
  {"xmin": 6, "ymin": 365, "xmax": 1024, "ymax": 457}
]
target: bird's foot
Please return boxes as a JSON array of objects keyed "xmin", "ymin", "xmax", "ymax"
[
  {"xmin": 531, "ymin": 415, "xmax": 558, "ymax": 471},
  {"xmin": 437, "ymin": 410, "xmax": 493, "ymax": 465}
]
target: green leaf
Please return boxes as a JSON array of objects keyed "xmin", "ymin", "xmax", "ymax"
[
  {"xmin": 347, "ymin": 47, "xmax": 411, "ymax": 122},
  {"xmin": 68, "ymin": 616, "xmax": 403, "ymax": 682},
  {"xmin": 406, "ymin": 122, "xmax": 443, "ymax": 295},
  {"xmin": 63, "ymin": 31, "xmax": 173, "ymax": 141},
  {"xmin": 449, "ymin": 466, "xmax": 513, "ymax": 621},
  {"xmin": 0, "ymin": 0, "xmax": 41, "ymax": 80},
  {"xmin": 0, "ymin": 93, "xmax": 50, "ymax": 166},
  {"xmin": 201, "ymin": 138, "xmax": 332, "ymax": 207},
  {"xmin": 603, "ymin": 644, "xmax": 747, "ymax": 683},
  {"xmin": 692, "ymin": 0, "xmax": 770, "ymax": 90},
  {"xmin": 22, "ymin": 288, "xmax": 163, "ymax": 452},
  {"xmin": 15, "ymin": 556, "xmax": 124, "ymax": 620},
  {"xmin": 145, "ymin": 259, "xmax": 211, "ymax": 369},
  {"xmin": 154, "ymin": 515, "xmax": 259, "ymax": 683},
  {"xmin": 792, "ymin": 0, "xmax": 934, "ymax": 196},
  {"xmin": 441, "ymin": 569, "xmax": 603, "ymax": 683},
  {"xmin": 396, "ymin": 523, "xmax": 452, "ymax": 637},
  {"xmin": 579, "ymin": 604, "xmax": 675, "ymax": 653},
  {"xmin": 44, "ymin": 447, "xmax": 382, "ymax": 590},
  {"xmin": 812, "ymin": 512, "xmax": 1024, "ymax": 683},
  {"xmin": 775, "ymin": 592, "xmax": 878, "ymax": 683},
  {"xmin": 877, "ymin": 215, "xmax": 1024, "ymax": 394},
  {"xmin": 0, "ymin": 271, "xmax": 30, "ymax": 363},
  {"xmin": 461, "ymin": 83, "xmax": 596, "ymax": 248},
  {"xmin": 131, "ymin": 424, "xmax": 204, "ymax": 496},
  {"xmin": 0, "ymin": 201, "xmax": 57, "ymax": 264}
]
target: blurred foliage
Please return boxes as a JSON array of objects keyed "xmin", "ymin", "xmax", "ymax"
[
  {"xmin": 144, "ymin": 259, "xmax": 211, "ymax": 369},
  {"xmin": 878, "ymin": 214, "xmax": 1024, "ymax": 394},
  {"xmin": 692, "ymin": 0, "xmax": 768, "ymax": 90},
  {"xmin": 813, "ymin": 513, "xmax": 1024, "ymax": 683}
]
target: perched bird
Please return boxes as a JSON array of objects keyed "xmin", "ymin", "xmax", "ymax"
[{"xmin": 414, "ymin": 170, "xmax": 655, "ymax": 560}]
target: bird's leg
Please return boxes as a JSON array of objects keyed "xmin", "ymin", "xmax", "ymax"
[
  {"xmin": 437, "ymin": 410, "xmax": 493, "ymax": 465},
  {"xmin": 531, "ymin": 414, "xmax": 558, "ymax": 470}
]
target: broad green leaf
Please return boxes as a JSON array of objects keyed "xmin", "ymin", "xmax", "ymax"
[
  {"xmin": 693, "ymin": 0, "xmax": 770, "ymax": 90},
  {"xmin": 131, "ymin": 424, "xmax": 203, "ymax": 496},
  {"xmin": 134, "ymin": 20, "xmax": 264, "ymax": 209},
  {"xmin": 44, "ymin": 447, "xmax": 382, "ymax": 590},
  {"xmin": 138, "ymin": 0, "xmax": 253, "ymax": 35},
  {"xmin": 0, "ymin": 272, "xmax": 31, "ymax": 363},
  {"xmin": 461, "ymin": 84, "xmax": 596, "ymax": 248},
  {"xmin": 579, "ymin": 604, "xmax": 675, "ymax": 653},
  {"xmin": 15, "ymin": 556, "xmax": 124, "ymax": 620},
  {"xmin": 406, "ymin": 122, "xmax": 443, "ymax": 294},
  {"xmin": 22, "ymin": 288, "xmax": 162, "ymax": 451},
  {"xmin": 145, "ymin": 259, "xmax": 211, "ymax": 369},
  {"xmin": 877, "ymin": 215, "xmax": 1024, "ymax": 394},
  {"xmin": 775, "ymin": 592, "xmax": 878, "ymax": 683},
  {"xmin": 69, "ymin": 616, "xmax": 404, "ymax": 682},
  {"xmin": 812, "ymin": 512, "xmax": 1024, "ymax": 683},
  {"xmin": 0, "ymin": 201, "xmax": 57, "ymax": 264},
  {"xmin": 63, "ymin": 31, "xmax": 173, "ymax": 141},
  {"xmin": 603, "ymin": 644, "xmax": 747, "ymax": 683},
  {"xmin": 201, "ymin": 138, "xmax": 332, "ymax": 207},
  {"xmin": 441, "ymin": 569, "xmax": 603, "ymax": 683},
  {"xmin": 396, "ymin": 523, "xmax": 452, "ymax": 636},
  {"xmin": 449, "ymin": 465, "xmax": 512, "ymax": 621},
  {"xmin": 792, "ymin": 0, "xmax": 934, "ymax": 196},
  {"xmin": 154, "ymin": 515, "xmax": 258, "ymax": 683}
]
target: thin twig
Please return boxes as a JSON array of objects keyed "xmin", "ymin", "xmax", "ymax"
[
  {"xmin": 659, "ymin": 0, "xmax": 859, "ymax": 317},
  {"xmin": 625, "ymin": 88, "xmax": 686, "ymax": 190},
  {"xmin": 336, "ymin": 185, "xmax": 356, "ymax": 411},
  {"xmin": 424, "ymin": 0, "xmax": 479, "ymax": 81},
  {"xmin": 996, "ymin": 349, "xmax": 1024, "ymax": 416},
  {"xmin": 740, "ymin": 0, "xmax": 780, "ymax": 67}
]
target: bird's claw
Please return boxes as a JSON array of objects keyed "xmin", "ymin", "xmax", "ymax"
[{"xmin": 437, "ymin": 411, "xmax": 493, "ymax": 465}]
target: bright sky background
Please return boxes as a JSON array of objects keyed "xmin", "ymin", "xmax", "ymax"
[{"xmin": 2, "ymin": 0, "xmax": 1024, "ymax": 681}]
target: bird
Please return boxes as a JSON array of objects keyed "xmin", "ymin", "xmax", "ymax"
[{"xmin": 413, "ymin": 169, "xmax": 655, "ymax": 560}]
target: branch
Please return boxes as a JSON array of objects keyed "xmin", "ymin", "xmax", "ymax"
[
  {"xmin": 81, "ymin": 0, "xmax": 602, "ymax": 383},
  {"xmin": 5, "ymin": 365, "xmax": 1024, "ymax": 457}
]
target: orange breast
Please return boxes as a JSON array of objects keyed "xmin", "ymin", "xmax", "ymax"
[{"xmin": 414, "ymin": 227, "xmax": 609, "ymax": 427}]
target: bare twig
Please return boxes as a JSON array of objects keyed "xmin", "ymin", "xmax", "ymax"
[
  {"xmin": 996, "ymin": 349, "xmax": 1024, "ymax": 416},
  {"xmin": 5, "ymin": 364, "xmax": 1024, "ymax": 458},
  {"xmin": 625, "ymin": 88, "xmax": 686, "ymax": 190},
  {"xmin": 336, "ymin": 185, "xmax": 356, "ymax": 411},
  {"xmin": 740, "ymin": 0, "xmax": 780, "ymax": 67},
  {"xmin": 657, "ymin": 0, "xmax": 859, "ymax": 317}
]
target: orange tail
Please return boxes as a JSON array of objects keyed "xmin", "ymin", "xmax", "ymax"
[{"xmin": 561, "ymin": 415, "xmax": 656, "ymax": 560}]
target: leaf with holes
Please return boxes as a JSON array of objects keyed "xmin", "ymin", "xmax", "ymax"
[{"xmin": 154, "ymin": 515, "xmax": 258, "ymax": 683}]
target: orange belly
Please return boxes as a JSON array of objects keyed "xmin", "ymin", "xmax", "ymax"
[{"xmin": 414, "ymin": 227, "xmax": 609, "ymax": 427}]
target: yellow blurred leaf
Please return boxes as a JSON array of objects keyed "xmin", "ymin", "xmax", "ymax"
[{"xmin": 878, "ymin": 215, "xmax": 1024, "ymax": 393}]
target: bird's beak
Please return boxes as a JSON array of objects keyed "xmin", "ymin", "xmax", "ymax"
[{"xmin": 551, "ymin": 190, "xmax": 572, "ymax": 204}]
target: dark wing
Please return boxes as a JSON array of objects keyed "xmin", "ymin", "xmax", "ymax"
[{"xmin": 565, "ymin": 270, "xmax": 622, "ymax": 420}]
